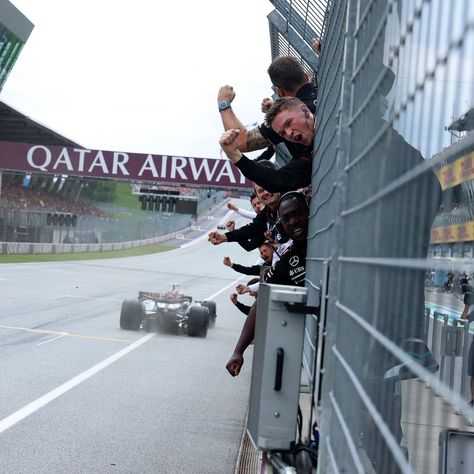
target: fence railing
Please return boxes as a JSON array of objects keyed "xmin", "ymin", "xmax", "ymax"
[{"xmin": 263, "ymin": 0, "xmax": 474, "ymax": 472}]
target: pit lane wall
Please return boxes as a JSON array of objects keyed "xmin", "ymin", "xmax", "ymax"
[{"xmin": 0, "ymin": 224, "xmax": 192, "ymax": 254}]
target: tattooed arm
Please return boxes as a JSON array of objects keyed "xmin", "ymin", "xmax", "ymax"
[
  {"xmin": 246, "ymin": 127, "xmax": 271, "ymax": 152},
  {"xmin": 217, "ymin": 85, "xmax": 271, "ymax": 152},
  {"xmin": 219, "ymin": 109, "xmax": 270, "ymax": 152}
]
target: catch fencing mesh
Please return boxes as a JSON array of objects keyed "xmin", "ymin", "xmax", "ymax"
[{"xmin": 271, "ymin": 0, "xmax": 474, "ymax": 472}]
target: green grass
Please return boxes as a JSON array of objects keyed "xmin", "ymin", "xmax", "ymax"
[
  {"xmin": 0, "ymin": 244, "xmax": 174, "ymax": 264},
  {"xmin": 111, "ymin": 182, "xmax": 141, "ymax": 210}
]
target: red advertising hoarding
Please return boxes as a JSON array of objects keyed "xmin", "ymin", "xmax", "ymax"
[{"xmin": 0, "ymin": 141, "xmax": 252, "ymax": 189}]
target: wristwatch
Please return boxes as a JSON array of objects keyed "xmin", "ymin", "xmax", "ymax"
[{"xmin": 218, "ymin": 101, "xmax": 232, "ymax": 112}]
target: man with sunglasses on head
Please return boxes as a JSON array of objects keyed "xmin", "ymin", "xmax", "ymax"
[{"xmin": 225, "ymin": 191, "xmax": 309, "ymax": 377}]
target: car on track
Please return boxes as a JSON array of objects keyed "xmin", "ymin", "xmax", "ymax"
[{"xmin": 119, "ymin": 284, "xmax": 216, "ymax": 337}]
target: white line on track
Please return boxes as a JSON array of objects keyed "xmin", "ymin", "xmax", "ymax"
[
  {"xmin": 0, "ymin": 333, "xmax": 155, "ymax": 434},
  {"xmin": 206, "ymin": 275, "xmax": 246, "ymax": 301},
  {"xmin": 180, "ymin": 232, "xmax": 210, "ymax": 248},
  {"xmin": 180, "ymin": 210, "xmax": 234, "ymax": 249},
  {"xmin": 37, "ymin": 334, "xmax": 66, "ymax": 346}
]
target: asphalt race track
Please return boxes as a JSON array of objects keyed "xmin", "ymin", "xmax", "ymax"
[{"xmin": 0, "ymin": 201, "xmax": 259, "ymax": 473}]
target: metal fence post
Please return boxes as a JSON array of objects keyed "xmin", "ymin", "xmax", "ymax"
[
  {"xmin": 424, "ymin": 307, "xmax": 431, "ymax": 342},
  {"xmin": 439, "ymin": 313, "xmax": 450, "ymax": 392},
  {"xmin": 448, "ymin": 320, "xmax": 460, "ymax": 393},
  {"xmin": 456, "ymin": 320, "xmax": 471, "ymax": 414}
]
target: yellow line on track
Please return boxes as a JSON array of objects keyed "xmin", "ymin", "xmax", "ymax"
[{"xmin": 0, "ymin": 324, "xmax": 132, "ymax": 344}]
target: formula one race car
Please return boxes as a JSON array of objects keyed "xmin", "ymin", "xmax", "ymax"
[{"xmin": 119, "ymin": 284, "xmax": 216, "ymax": 337}]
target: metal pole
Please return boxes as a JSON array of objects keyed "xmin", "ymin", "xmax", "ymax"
[
  {"xmin": 430, "ymin": 311, "xmax": 442, "ymax": 392},
  {"xmin": 448, "ymin": 320, "xmax": 458, "ymax": 392},
  {"xmin": 439, "ymin": 314, "xmax": 449, "ymax": 389},
  {"xmin": 457, "ymin": 320, "xmax": 470, "ymax": 414},
  {"xmin": 425, "ymin": 307, "xmax": 431, "ymax": 342}
]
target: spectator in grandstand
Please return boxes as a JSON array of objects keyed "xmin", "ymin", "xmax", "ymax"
[
  {"xmin": 460, "ymin": 271, "xmax": 470, "ymax": 294},
  {"xmin": 219, "ymin": 96, "xmax": 315, "ymax": 192},
  {"xmin": 226, "ymin": 191, "xmax": 309, "ymax": 377},
  {"xmin": 223, "ymin": 241, "xmax": 274, "ymax": 276},
  {"xmin": 1, "ymin": 182, "xmax": 108, "ymax": 217},
  {"xmin": 311, "ymin": 38, "xmax": 322, "ymax": 55}
]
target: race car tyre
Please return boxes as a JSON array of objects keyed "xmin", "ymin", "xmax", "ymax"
[
  {"xmin": 187, "ymin": 306, "xmax": 209, "ymax": 337},
  {"xmin": 120, "ymin": 299, "xmax": 143, "ymax": 330},
  {"xmin": 202, "ymin": 300, "xmax": 217, "ymax": 326}
]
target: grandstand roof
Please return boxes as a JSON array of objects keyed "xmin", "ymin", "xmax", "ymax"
[
  {"xmin": 0, "ymin": 100, "xmax": 82, "ymax": 147},
  {"xmin": 448, "ymin": 106, "xmax": 474, "ymax": 132}
]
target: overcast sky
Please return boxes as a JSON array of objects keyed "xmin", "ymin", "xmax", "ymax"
[{"xmin": 2, "ymin": 0, "xmax": 274, "ymax": 159}]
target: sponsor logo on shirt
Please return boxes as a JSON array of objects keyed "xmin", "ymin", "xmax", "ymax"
[{"xmin": 289, "ymin": 255, "xmax": 299, "ymax": 267}]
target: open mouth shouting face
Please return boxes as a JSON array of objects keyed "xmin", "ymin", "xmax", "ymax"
[{"xmin": 271, "ymin": 105, "xmax": 315, "ymax": 146}]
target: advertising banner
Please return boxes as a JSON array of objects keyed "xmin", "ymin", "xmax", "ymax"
[
  {"xmin": 430, "ymin": 221, "xmax": 474, "ymax": 244},
  {"xmin": 435, "ymin": 151, "xmax": 474, "ymax": 190},
  {"xmin": 0, "ymin": 140, "xmax": 253, "ymax": 189}
]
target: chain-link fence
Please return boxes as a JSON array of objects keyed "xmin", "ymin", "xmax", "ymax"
[
  {"xmin": 267, "ymin": 0, "xmax": 474, "ymax": 472},
  {"xmin": 303, "ymin": 0, "xmax": 474, "ymax": 472},
  {"xmin": 0, "ymin": 206, "xmax": 193, "ymax": 244},
  {"xmin": 0, "ymin": 187, "xmax": 227, "ymax": 247}
]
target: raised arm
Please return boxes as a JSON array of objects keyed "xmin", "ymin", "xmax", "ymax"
[
  {"xmin": 226, "ymin": 301, "xmax": 257, "ymax": 376},
  {"xmin": 217, "ymin": 85, "xmax": 270, "ymax": 152}
]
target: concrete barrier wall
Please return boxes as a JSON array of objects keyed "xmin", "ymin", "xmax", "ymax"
[{"xmin": 0, "ymin": 225, "xmax": 192, "ymax": 255}]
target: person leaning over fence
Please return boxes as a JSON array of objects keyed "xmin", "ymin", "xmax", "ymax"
[
  {"xmin": 223, "ymin": 241, "xmax": 274, "ymax": 276},
  {"xmin": 217, "ymin": 56, "xmax": 317, "ymax": 156},
  {"xmin": 226, "ymin": 191, "xmax": 309, "ymax": 377},
  {"xmin": 227, "ymin": 192, "xmax": 264, "ymax": 220},
  {"xmin": 219, "ymin": 96, "xmax": 316, "ymax": 193},
  {"xmin": 217, "ymin": 57, "xmax": 317, "ymax": 193},
  {"xmin": 230, "ymin": 277, "xmax": 260, "ymax": 317},
  {"xmin": 224, "ymin": 194, "xmax": 264, "ymax": 247},
  {"xmin": 460, "ymin": 284, "xmax": 474, "ymax": 407},
  {"xmin": 230, "ymin": 292, "xmax": 252, "ymax": 316},
  {"xmin": 208, "ymin": 164, "xmax": 289, "ymax": 250}
]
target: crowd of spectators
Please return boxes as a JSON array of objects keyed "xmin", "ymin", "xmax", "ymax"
[
  {"xmin": 132, "ymin": 183, "xmax": 197, "ymax": 197},
  {"xmin": 0, "ymin": 183, "xmax": 108, "ymax": 217}
]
